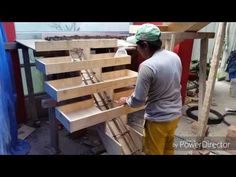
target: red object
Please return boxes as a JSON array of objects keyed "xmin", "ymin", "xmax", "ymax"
[
  {"xmin": 3, "ymin": 22, "xmax": 27, "ymax": 123},
  {"xmin": 173, "ymin": 39, "xmax": 194, "ymax": 104}
]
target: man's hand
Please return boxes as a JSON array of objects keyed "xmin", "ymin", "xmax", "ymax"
[{"xmin": 114, "ymin": 97, "xmax": 128, "ymax": 106}]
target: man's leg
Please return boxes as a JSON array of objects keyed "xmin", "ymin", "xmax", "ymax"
[
  {"xmin": 143, "ymin": 120, "xmax": 167, "ymax": 155},
  {"xmin": 164, "ymin": 118, "xmax": 180, "ymax": 155}
]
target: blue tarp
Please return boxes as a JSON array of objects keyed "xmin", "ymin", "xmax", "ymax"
[
  {"xmin": 226, "ymin": 50, "xmax": 236, "ymax": 80},
  {"xmin": 0, "ymin": 22, "xmax": 30, "ymax": 155}
]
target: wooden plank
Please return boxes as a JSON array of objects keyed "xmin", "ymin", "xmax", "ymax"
[
  {"xmin": 41, "ymin": 96, "xmax": 92, "ymax": 109},
  {"xmin": 170, "ymin": 32, "xmax": 215, "ymax": 40},
  {"xmin": 42, "ymin": 32, "xmax": 128, "ymax": 39},
  {"xmin": 35, "ymin": 39, "xmax": 117, "ymax": 52},
  {"xmin": 113, "ymin": 118, "xmax": 138, "ymax": 153},
  {"xmin": 55, "ymin": 102, "xmax": 144, "ymax": 133},
  {"xmin": 170, "ymin": 34, "xmax": 176, "ymax": 51},
  {"xmin": 129, "ymin": 25, "xmax": 168, "ymax": 34},
  {"xmin": 120, "ymin": 115, "xmax": 128, "ymax": 125},
  {"xmin": 197, "ymin": 23, "xmax": 227, "ymax": 143},
  {"xmin": 162, "ymin": 32, "xmax": 215, "ymax": 46},
  {"xmin": 129, "ymin": 25, "xmax": 213, "ymax": 40},
  {"xmin": 90, "ymin": 53, "xmax": 115, "ymax": 59},
  {"xmin": 58, "ymin": 99, "xmax": 94, "ymax": 113},
  {"xmin": 160, "ymin": 32, "xmax": 215, "ymax": 41},
  {"xmin": 127, "ymin": 125, "xmax": 144, "ymax": 152},
  {"xmin": 101, "ymin": 69, "xmax": 130, "ymax": 80},
  {"xmin": 91, "ymin": 68, "xmax": 102, "ymax": 81},
  {"xmin": 18, "ymin": 124, "xmax": 36, "ymax": 140},
  {"xmin": 164, "ymin": 22, "xmax": 209, "ymax": 32},
  {"xmin": 45, "ymin": 76, "xmax": 82, "ymax": 89},
  {"xmin": 113, "ymin": 87, "xmax": 134, "ymax": 101},
  {"xmin": 165, "ymin": 39, "xmax": 171, "ymax": 50},
  {"xmin": 96, "ymin": 123, "xmax": 123, "ymax": 155},
  {"xmin": 36, "ymin": 55, "xmax": 131, "ymax": 75},
  {"xmin": 198, "ymin": 38, "xmax": 208, "ymax": 116},
  {"xmin": 187, "ymin": 23, "xmax": 210, "ymax": 32},
  {"xmin": 107, "ymin": 119, "xmax": 131, "ymax": 154},
  {"xmin": 45, "ymin": 70, "xmax": 137, "ymax": 101}
]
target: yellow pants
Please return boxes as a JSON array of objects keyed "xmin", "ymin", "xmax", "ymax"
[{"xmin": 143, "ymin": 117, "xmax": 180, "ymax": 155}]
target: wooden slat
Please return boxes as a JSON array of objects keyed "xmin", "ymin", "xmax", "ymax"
[
  {"xmin": 90, "ymin": 53, "xmax": 115, "ymax": 59},
  {"xmin": 55, "ymin": 102, "xmax": 144, "ymax": 133},
  {"xmin": 114, "ymin": 118, "xmax": 138, "ymax": 153},
  {"xmin": 45, "ymin": 69, "xmax": 137, "ymax": 101},
  {"xmin": 187, "ymin": 23, "xmax": 210, "ymax": 32},
  {"xmin": 165, "ymin": 32, "xmax": 215, "ymax": 40},
  {"xmin": 129, "ymin": 25, "xmax": 168, "ymax": 33},
  {"xmin": 161, "ymin": 32, "xmax": 214, "ymax": 46},
  {"xmin": 197, "ymin": 23, "xmax": 227, "ymax": 143},
  {"xmin": 41, "ymin": 96, "xmax": 92, "ymax": 109},
  {"xmin": 164, "ymin": 22, "xmax": 209, "ymax": 32},
  {"xmin": 101, "ymin": 69, "xmax": 129, "ymax": 80},
  {"xmin": 170, "ymin": 34, "xmax": 176, "ymax": 51},
  {"xmin": 113, "ymin": 87, "xmax": 134, "ymax": 100},
  {"xmin": 96, "ymin": 123, "xmax": 122, "ymax": 155},
  {"xmin": 106, "ymin": 119, "xmax": 131, "ymax": 154},
  {"xmin": 45, "ymin": 76, "xmax": 82, "ymax": 89},
  {"xmin": 36, "ymin": 55, "xmax": 131, "ymax": 75},
  {"xmin": 127, "ymin": 125, "xmax": 143, "ymax": 152},
  {"xmin": 35, "ymin": 39, "xmax": 117, "ymax": 52},
  {"xmin": 58, "ymin": 99, "xmax": 94, "ymax": 113},
  {"xmin": 165, "ymin": 39, "xmax": 171, "ymax": 50},
  {"xmin": 198, "ymin": 38, "xmax": 208, "ymax": 116}
]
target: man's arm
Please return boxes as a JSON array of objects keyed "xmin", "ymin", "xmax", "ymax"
[{"xmin": 126, "ymin": 64, "xmax": 153, "ymax": 108}]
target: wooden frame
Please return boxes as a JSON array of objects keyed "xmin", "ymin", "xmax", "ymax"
[
  {"xmin": 35, "ymin": 39, "xmax": 117, "ymax": 52},
  {"xmin": 45, "ymin": 69, "xmax": 137, "ymax": 101},
  {"xmin": 55, "ymin": 98, "xmax": 144, "ymax": 133},
  {"xmin": 36, "ymin": 55, "xmax": 131, "ymax": 75},
  {"xmin": 163, "ymin": 22, "xmax": 209, "ymax": 32},
  {"xmin": 130, "ymin": 23, "xmax": 209, "ymax": 33}
]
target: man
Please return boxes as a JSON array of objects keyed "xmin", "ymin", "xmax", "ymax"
[{"xmin": 115, "ymin": 24, "xmax": 182, "ymax": 155}]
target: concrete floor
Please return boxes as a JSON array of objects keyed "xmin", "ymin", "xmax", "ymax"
[
  {"xmin": 24, "ymin": 80, "xmax": 236, "ymax": 155},
  {"xmin": 175, "ymin": 80, "xmax": 236, "ymax": 154}
]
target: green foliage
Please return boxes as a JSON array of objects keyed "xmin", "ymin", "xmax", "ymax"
[
  {"xmin": 190, "ymin": 59, "xmax": 211, "ymax": 78},
  {"xmin": 49, "ymin": 23, "xmax": 80, "ymax": 32}
]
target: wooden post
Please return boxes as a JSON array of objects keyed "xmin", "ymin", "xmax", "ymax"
[
  {"xmin": 165, "ymin": 39, "xmax": 171, "ymax": 50},
  {"xmin": 197, "ymin": 22, "xmax": 227, "ymax": 143},
  {"xmin": 170, "ymin": 34, "xmax": 176, "ymax": 51},
  {"xmin": 22, "ymin": 46, "xmax": 39, "ymax": 125},
  {"xmin": 198, "ymin": 38, "xmax": 208, "ymax": 115},
  {"xmin": 48, "ymin": 107, "xmax": 60, "ymax": 154}
]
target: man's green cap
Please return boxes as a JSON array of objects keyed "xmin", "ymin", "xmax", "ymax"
[{"xmin": 127, "ymin": 23, "xmax": 161, "ymax": 44}]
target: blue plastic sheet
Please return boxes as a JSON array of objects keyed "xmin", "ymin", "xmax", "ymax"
[
  {"xmin": 226, "ymin": 50, "xmax": 236, "ymax": 80},
  {"xmin": 0, "ymin": 23, "xmax": 30, "ymax": 155}
]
